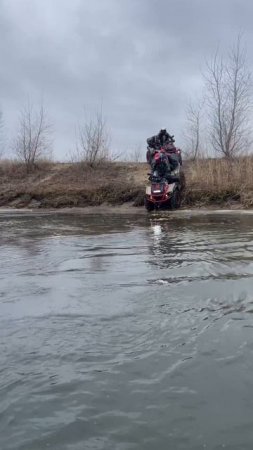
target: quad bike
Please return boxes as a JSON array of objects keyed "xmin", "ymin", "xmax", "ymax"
[
  {"xmin": 145, "ymin": 169, "xmax": 182, "ymax": 211},
  {"xmin": 145, "ymin": 150, "xmax": 184, "ymax": 211}
]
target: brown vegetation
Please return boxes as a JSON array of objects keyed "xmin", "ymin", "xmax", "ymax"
[
  {"xmin": 0, "ymin": 157, "xmax": 253, "ymax": 210},
  {"xmin": 184, "ymin": 157, "xmax": 253, "ymax": 208},
  {"xmin": 0, "ymin": 160, "xmax": 145, "ymax": 209}
]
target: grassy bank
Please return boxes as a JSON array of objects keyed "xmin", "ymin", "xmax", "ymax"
[
  {"xmin": 184, "ymin": 157, "xmax": 253, "ymax": 208},
  {"xmin": 0, "ymin": 161, "xmax": 146, "ymax": 209},
  {"xmin": 0, "ymin": 158, "xmax": 252, "ymax": 209}
]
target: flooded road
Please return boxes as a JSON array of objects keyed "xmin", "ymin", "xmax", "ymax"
[{"xmin": 1, "ymin": 211, "xmax": 253, "ymax": 450}]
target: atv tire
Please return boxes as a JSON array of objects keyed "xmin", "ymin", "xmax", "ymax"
[
  {"xmin": 169, "ymin": 189, "xmax": 181, "ymax": 210},
  {"xmin": 145, "ymin": 198, "xmax": 155, "ymax": 211}
]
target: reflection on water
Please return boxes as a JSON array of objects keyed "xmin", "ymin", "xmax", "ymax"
[{"xmin": 1, "ymin": 211, "xmax": 253, "ymax": 449}]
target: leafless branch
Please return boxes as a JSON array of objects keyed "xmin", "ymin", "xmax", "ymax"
[
  {"xmin": 128, "ymin": 144, "xmax": 143, "ymax": 162},
  {"xmin": 14, "ymin": 100, "xmax": 53, "ymax": 171},
  {"xmin": 205, "ymin": 35, "xmax": 252, "ymax": 158},
  {"xmin": 0, "ymin": 110, "xmax": 4, "ymax": 159},
  {"xmin": 184, "ymin": 98, "xmax": 205, "ymax": 160},
  {"xmin": 77, "ymin": 109, "xmax": 110, "ymax": 166}
]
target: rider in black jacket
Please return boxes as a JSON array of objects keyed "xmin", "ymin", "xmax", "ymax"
[
  {"xmin": 147, "ymin": 129, "xmax": 178, "ymax": 171},
  {"xmin": 147, "ymin": 128, "xmax": 175, "ymax": 149},
  {"xmin": 150, "ymin": 151, "xmax": 171, "ymax": 180}
]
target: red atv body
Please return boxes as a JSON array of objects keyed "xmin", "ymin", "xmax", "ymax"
[
  {"xmin": 145, "ymin": 143, "xmax": 183, "ymax": 211},
  {"xmin": 145, "ymin": 176, "xmax": 181, "ymax": 211},
  {"xmin": 146, "ymin": 143, "xmax": 182, "ymax": 166}
]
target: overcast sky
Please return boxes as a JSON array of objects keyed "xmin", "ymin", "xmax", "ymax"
[{"xmin": 0, "ymin": 0, "xmax": 253, "ymax": 159}]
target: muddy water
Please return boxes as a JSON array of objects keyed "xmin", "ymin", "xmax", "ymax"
[{"xmin": 1, "ymin": 211, "xmax": 253, "ymax": 450}]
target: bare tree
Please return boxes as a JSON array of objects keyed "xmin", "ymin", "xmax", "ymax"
[
  {"xmin": 184, "ymin": 99, "xmax": 204, "ymax": 160},
  {"xmin": 14, "ymin": 100, "xmax": 52, "ymax": 171},
  {"xmin": 205, "ymin": 35, "xmax": 252, "ymax": 158},
  {"xmin": 129, "ymin": 144, "xmax": 143, "ymax": 162},
  {"xmin": 77, "ymin": 109, "xmax": 110, "ymax": 166},
  {"xmin": 0, "ymin": 110, "xmax": 4, "ymax": 159}
]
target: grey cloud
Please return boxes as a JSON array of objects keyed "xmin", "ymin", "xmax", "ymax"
[{"xmin": 0, "ymin": 0, "xmax": 253, "ymax": 158}]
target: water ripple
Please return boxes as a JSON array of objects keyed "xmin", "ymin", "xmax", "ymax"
[{"xmin": 1, "ymin": 213, "xmax": 253, "ymax": 449}]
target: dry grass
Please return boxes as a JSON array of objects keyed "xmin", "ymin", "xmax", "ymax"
[
  {"xmin": 0, "ymin": 160, "xmax": 145, "ymax": 208},
  {"xmin": 0, "ymin": 158, "xmax": 253, "ymax": 209},
  {"xmin": 184, "ymin": 157, "xmax": 253, "ymax": 207}
]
